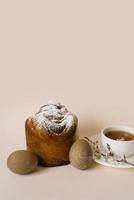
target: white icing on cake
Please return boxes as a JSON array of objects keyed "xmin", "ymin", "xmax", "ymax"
[{"xmin": 32, "ymin": 101, "xmax": 77, "ymax": 135}]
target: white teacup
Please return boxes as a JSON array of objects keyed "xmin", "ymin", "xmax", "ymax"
[{"xmin": 101, "ymin": 125, "xmax": 134, "ymax": 157}]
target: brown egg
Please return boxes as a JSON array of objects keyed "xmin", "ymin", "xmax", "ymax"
[
  {"xmin": 69, "ymin": 139, "xmax": 93, "ymax": 170},
  {"xmin": 7, "ymin": 150, "xmax": 38, "ymax": 174}
]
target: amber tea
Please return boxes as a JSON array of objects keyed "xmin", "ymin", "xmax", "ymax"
[{"xmin": 105, "ymin": 130, "xmax": 134, "ymax": 141}]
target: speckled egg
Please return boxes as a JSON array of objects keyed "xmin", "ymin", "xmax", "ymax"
[
  {"xmin": 7, "ymin": 150, "xmax": 38, "ymax": 174},
  {"xmin": 69, "ymin": 139, "xmax": 93, "ymax": 170}
]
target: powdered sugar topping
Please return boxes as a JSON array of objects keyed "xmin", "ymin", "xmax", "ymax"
[{"xmin": 32, "ymin": 101, "xmax": 77, "ymax": 135}]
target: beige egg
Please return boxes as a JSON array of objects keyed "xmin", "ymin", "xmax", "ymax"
[
  {"xmin": 69, "ymin": 139, "xmax": 93, "ymax": 170},
  {"xmin": 7, "ymin": 150, "xmax": 38, "ymax": 175}
]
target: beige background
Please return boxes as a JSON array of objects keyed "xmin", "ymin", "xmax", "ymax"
[{"xmin": 0, "ymin": 1, "xmax": 134, "ymax": 200}]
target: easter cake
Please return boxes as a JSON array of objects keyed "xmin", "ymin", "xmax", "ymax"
[{"xmin": 25, "ymin": 101, "xmax": 78, "ymax": 167}]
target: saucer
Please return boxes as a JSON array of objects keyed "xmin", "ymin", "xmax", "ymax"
[{"xmin": 89, "ymin": 133, "xmax": 134, "ymax": 169}]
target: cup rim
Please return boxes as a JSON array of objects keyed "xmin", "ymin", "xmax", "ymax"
[{"xmin": 101, "ymin": 125, "xmax": 134, "ymax": 143}]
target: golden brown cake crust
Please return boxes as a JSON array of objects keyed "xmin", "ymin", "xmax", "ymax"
[{"xmin": 25, "ymin": 117, "xmax": 77, "ymax": 166}]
